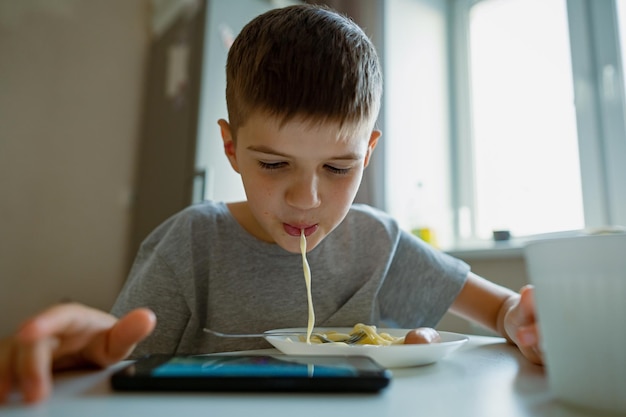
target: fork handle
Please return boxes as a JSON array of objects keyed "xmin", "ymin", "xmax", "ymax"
[{"xmin": 203, "ymin": 328, "xmax": 305, "ymax": 338}]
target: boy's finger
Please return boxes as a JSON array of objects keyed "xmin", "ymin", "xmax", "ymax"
[
  {"xmin": 510, "ymin": 285, "xmax": 536, "ymax": 326},
  {"xmin": 513, "ymin": 288, "xmax": 544, "ymax": 365},
  {"xmin": 522, "ymin": 285, "xmax": 537, "ymax": 323},
  {"xmin": 516, "ymin": 322, "xmax": 539, "ymax": 347},
  {"xmin": 108, "ymin": 308, "xmax": 156, "ymax": 359},
  {"xmin": 17, "ymin": 303, "xmax": 116, "ymax": 343},
  {"xmin": 15, "ymin": 337, "xmax": 58, "ymax": 403},
  {"xmin": 518, "ymin": 342, "xmax": 544, "ymax": 365},
  {"xmin": 0, "ymin": 340, "xmax": 15, "ymax": 403},
  {"xmin": 86, "ymin": 308, "xmax": 156, "ymax": 366}
]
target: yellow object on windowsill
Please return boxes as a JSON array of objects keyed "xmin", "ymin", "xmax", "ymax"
[{"xmin": 412, "ymin": 227, "xmax": 438, "ymax": 248}]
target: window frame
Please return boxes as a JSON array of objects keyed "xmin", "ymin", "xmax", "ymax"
[{"xmin": 567, "ymin": 0, "xmax": 626, "ymax": 228}]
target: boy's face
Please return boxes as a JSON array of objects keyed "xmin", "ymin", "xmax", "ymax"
[{"xmin": 219, "ymin": 112, "xmax": 380, "ymax": 254}]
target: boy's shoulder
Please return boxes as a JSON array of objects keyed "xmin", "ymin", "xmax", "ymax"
[
  {"xmin": 343, "ymin": 203, "xmax": 400, "ymax": 235},
  {"xmin": 143, "ymin": 201, "xmax": 231, "ymax": 244},
  {"xmin": 179, "ymin": 200, "xmax": 229, "ymax": 220},
  {"xmin": 348, "ymin": 203, "xmax": 391, "ymax": 219},
  {"xmin": 156, "ymin": 201, "xmax": 230, "ymax": 229}
]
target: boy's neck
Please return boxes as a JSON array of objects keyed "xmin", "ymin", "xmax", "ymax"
[{"xmin": 227, "ymin": 201, "xmax": 274, "ymax": 243}]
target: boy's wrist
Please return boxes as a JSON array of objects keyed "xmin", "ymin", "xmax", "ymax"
[{"xmin": 497, "ymin": 295, "xmax": 518, "ymax": 344}]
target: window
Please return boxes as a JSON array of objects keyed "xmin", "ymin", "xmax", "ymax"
[
  {"xmin": 466, "ymin": 0, "xmax": 583, "ymax": 239},
  {"xmin": 384, "ymin": 0, "xmax": 454, "ymax": 247},
  {"xmin": 451, "ymin": 0, "xmax": 626, "ymax": 245}
]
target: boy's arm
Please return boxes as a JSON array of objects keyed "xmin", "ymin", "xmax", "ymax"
[
  {"xmin": 449, "ymin": 272, "xmax": 543, "ymax": 364},
  {"xmin": 0, "ymin": 303, "xmax": 156, "ymax": 404}
]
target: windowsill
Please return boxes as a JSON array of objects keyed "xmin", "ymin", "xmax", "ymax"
[
  {"xmin": 443, "ymin": 239, "xmax": 525, "ymax": 260},
  {"xmin": 442, "ymin": 228, "xmax": 620, "ymax": 260}
]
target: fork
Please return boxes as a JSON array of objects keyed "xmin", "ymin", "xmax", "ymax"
[{"xmin": 203, "ymin": 328, "xmax": 366, "ymax": 344}]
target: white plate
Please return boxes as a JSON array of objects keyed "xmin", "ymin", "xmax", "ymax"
[{"xmin": 264, "ymin": 327, "xmax": 469, "ymax": 368}]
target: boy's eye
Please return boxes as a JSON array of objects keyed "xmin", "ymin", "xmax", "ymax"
[
  {"xmin": 258, "ymin": 161, "xmax": 287, "ymax": 170},
  {"xmin": 325, "ymin": 165, "xmax": 351, "ymax": 175},
  {"xmin": 257, "ymin": 161, "xmax": 351, "ymax": 175}
]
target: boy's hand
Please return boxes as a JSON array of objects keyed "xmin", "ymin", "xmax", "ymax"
[
  {"xmin": 504, "ymin": 285, "xmax": 543, "ymax": 365},
  {"xmin": 0, "ymin": 303, "xmax": 156, "ymax": 404}
]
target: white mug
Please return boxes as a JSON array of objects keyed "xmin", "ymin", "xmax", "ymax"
[{"xmin": 524, "ymin": 232, "xmax": 626, "ymax": 414}]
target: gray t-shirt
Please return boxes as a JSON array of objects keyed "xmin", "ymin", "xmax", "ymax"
[{"xmin": 111, "ymin": 201, "xmax": 469, "ymax": 356}]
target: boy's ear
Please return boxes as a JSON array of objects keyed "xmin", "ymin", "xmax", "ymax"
[
  {"xmin": 218, "ymin": 119, "xmax": 240, "ymax": 173},
  {"xmin": 364, "ymin": 130, "xmax": 382, "ymax": 167}
]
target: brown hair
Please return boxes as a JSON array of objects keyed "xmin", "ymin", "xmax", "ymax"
[{"xmin": 225, "ymin": 4, "xmax": 382, "ymax": 136}]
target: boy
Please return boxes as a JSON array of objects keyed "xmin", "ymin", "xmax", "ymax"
[{"xmin": 0, "ymin": 4, "xmax": 541, "ymax": 404}]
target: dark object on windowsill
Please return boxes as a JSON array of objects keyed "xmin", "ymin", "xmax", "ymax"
[{"xmin": 493, "ymin": 230, "xmax": 511, "ymax": 242}]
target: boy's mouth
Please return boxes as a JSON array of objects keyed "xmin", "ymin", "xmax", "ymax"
[{"xmin": 283, "ymin": 223, "xmax": 318, "ymax": 237}]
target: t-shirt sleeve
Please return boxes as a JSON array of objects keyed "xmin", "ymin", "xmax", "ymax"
[
  {"xmin": 110, "ymin": 232, "xmax": 191, "ymax": 358},
  {"xmin": 376, "ymin": 230, "xmax": 469, "ymax": 329}
]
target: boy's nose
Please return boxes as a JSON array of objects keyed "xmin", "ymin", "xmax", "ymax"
[{"xmin": 285, "ymin": 174, "xmax": 321, "ymax": 210}]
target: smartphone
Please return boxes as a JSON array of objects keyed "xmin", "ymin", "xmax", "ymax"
[{"xmin": 111, "ymin": 354, "xmax": 391, "ymax": 393}]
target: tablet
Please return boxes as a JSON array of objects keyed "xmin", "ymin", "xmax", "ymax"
[{"xmin": 111, "ymin": 354, "xmax": 391, "ymax": 393}]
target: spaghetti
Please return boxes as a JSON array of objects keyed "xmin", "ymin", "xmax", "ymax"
[
  {"xmin": 300, "ymin": 229, "xmax": 315, "ymax": 344},
  {"xmin": 297, "ymin": 231, "xmax": 438, "ymax": 347},
  {"xmin": 303, "ymin": 323, "xmax": 406, "ymax": 345}
]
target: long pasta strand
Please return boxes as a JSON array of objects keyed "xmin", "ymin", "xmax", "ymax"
[{"xmin": 300, "ymin": 229, "xmax": 315, "ymax": 344}]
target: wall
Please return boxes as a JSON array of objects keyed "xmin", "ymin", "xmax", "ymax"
[{"xmin": 0, "ymin": 0, "xmax": 150, "ymax": 336}]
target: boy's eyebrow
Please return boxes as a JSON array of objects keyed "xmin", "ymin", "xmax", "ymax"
[
  {"xmin": 247, "ymin": 145, "xmax": 289, "ymax": 157},
  {"xmin": 247, "ymin": 145, "xmax": 362, "ymax": 160}
]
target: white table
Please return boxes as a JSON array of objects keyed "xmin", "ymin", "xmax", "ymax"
[{"xmin": 0, "ymin": 335, "xmax": 614, "ymax": 417}]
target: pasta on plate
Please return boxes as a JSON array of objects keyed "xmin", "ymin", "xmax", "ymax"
[{"xmin": 301, "ymin": 323, "xmax": 403, "ymax": 345}]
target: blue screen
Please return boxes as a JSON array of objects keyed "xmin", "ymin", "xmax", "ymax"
[{"xmin": 152, "ymin": 356, "xmax": 359, "ymax": 377}]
